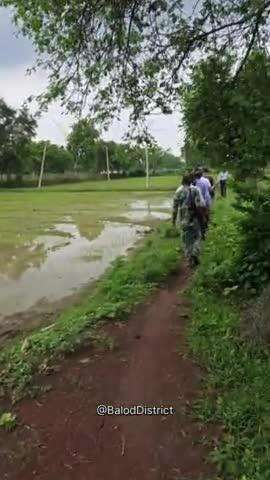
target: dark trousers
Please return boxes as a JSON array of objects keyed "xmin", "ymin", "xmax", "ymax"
[
  {"xmin": 220, "ymin": 180, "xmax": 227, "ymax": 197},
  {"xmin": 198, "ymin": 209, "xmax": 209, "ymax": 240}
]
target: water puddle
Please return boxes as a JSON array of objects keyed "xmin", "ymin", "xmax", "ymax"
[
  {"xmin": 122, "ymin": 199, "xmax": 171, "ymax": 222},
  {"xmin": 0, "ymin": 193, "xmax": 172, "ymax": 339},
  {"xmin": 0, "ymin": 222, "xmax": 147, "ymax": 319}
]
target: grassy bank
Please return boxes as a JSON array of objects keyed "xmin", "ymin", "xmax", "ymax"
[
  {"xmin": 189, "ymin": 195, "xmax": 270, "ymax": 480},
  {"xmin": 0, "ymin": 223, "xmax": 180, "ymax": 401}
]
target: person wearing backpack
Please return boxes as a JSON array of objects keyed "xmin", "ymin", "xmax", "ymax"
[{"xmin": 172, "ymin": 173, "xmax": 206, "ymax": 268}]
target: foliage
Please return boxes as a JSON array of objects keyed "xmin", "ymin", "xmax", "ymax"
[
  {"xmin": 0, "ymin": 101, "xmax": 179, "ymax": 181},
  {"xmin": 2, "ymin": 1, "xmax": 270, "ymax": 128},
  {"xmin": 0, "ymin": 222, "xmax": 180, "ymax": 400},
  {"xmin": 182, "ymin": 139, "xmax": 209, "ymax": 169},
  {"xmin": 30, "ymin": 141, "xmax": 74, "ymax": 174},
  {"xmin": 182, "ymin": 55, "xmax": 233, "ymax": 169},
  {"xmin": 0, "ymin": 98, "xmax": 37, "ymax": 179},
  {"xmin": 194, "ymin": 193, "xmax": 243, "ymax": 294},
  {"xmin": 67, "ymin": 118, "xmax": 100, "ymax": 171},
  {"xmin": 182, "ymin": 51, "xmax": 270, "ymax": 178},
  {"xmin": 231, "ymin": 51, "xmax": 270, "ymax": 178},
  {"xmin": 232, "ymin": 182, "xmax": 270, "ymax": 293},
  {"xmin": 0, "ymin": 412, "xmax": 17, "ymax": 432},
  {"xmin": 189, "ymin": 196, "xmax": 270, "ymax": 480},
  {"xmin": 67, "ymin": 117, "xmax": 180, "ymax": 175}
]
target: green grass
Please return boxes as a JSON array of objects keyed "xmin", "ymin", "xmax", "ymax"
[
  {"xmin": 2, "ymin": 175, "xmax": 179, "ymax": 193},
  {"xmin": 0, "ymin": 412, "xmax": 17, "ymax": 432},
  {"xmin": 189, "ymin": 195, "xmax": 270, "ymax": 480},
  {"xmin": 0, "ymin": 222, "xmax": 180, "ymax": 401},
  {"xmin": 41, "ymin": 174, "xmax": 179, "ymax": 191}
]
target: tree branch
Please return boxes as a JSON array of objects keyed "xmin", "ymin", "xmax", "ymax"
[{"xmin": 233, "ymin": 5, "xmax": 269, "ymax": 81}]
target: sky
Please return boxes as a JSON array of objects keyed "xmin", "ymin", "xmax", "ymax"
[{"xmin": 0, "ymin": 7, "xmax": 183, "ymax": 155}]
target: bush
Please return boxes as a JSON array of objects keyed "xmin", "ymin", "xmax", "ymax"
[
  {"xmin": 233, "ymin": 182, "xmax": 270, "ymax": 293},
  {"xmin": 189, "ymin": 196, "xmax": 270, "ymax": 480},
  {"xmin": 194, "ymin": 195, "xmax": 242, "ymax": 294}
]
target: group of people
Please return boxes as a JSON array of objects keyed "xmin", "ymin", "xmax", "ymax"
[{"xmin": 172, "ymin": 167, "xmax": 229, "ymax": 268}]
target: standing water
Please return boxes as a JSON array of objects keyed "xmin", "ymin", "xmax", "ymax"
[{"xmin": 0, "ymin": 193, "xmax": 172, "ymax": 340}]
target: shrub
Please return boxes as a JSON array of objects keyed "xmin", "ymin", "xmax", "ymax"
[{"xmin": 233, "ymin": 182, "xmax": 270, "ymax": 293}]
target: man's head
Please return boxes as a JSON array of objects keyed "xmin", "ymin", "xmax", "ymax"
[
  {"xmin": 182, "ymin": 173, "xmax": 192, "ymax": 186},
  {"xmin": 195, "ymin": 168, "xmax": 203, "ymax": 179}
]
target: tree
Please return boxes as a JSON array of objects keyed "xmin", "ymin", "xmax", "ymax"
[
  {"xmin": 0, "ymin": 98, "xmax": 37, "ymax": 181},
  {"xmin": 182, "ymin": 140, "xmax": 208, "ymax": 169},
  {"xmin": 67, "ymin": 118, "xmax": 100, "ymax": 171},
  {"xmin": 148, "ymin": 145, "xmax": 180, "ymax": 173},
  {"xmin": 29, "ymin": 141, "xmax": 74, "ymax": 174},
  {"xmin": 3, "ymin": 0, "xmax": 270, "ymax": 127},
  {"xmin": 181, "ymin": 50, "xmax": 270, "ymax": 178},
  {"xmin": 182, "ymin": 55, "xmax": 234, "ymax": 169}
]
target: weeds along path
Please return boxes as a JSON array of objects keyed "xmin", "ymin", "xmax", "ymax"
[{"xmin": 0, "ymin": 264, "xmax": 217, "ymax": 480}]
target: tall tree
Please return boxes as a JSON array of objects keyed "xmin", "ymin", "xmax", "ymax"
[
  {"xmin": 0, "ymin": 98, "xmax": 37, "ymax": 180},
  {"xmin": 67, "ymin": 118, "xmax": 100, "ymax": 171},
  {"xmin": 182, "ymin": 50, "xmax": 270, "ymax": 178}
]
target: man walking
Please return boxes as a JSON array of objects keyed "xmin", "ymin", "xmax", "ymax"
[
  {"xmin": 172, "ymin": 173, "xmax": 206, "ymax": 268},
  {"xmin": 218, "ymin": 170, "xmax": 229, "ymax": 197},
  {"xmin": 194, "ymin": 168, "xmax": 212, "ymax": 238}
]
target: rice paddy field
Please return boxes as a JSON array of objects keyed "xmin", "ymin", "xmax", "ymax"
[{"xmin": 0, "ymin": 175, "xmax": 179, "ymax": 341}]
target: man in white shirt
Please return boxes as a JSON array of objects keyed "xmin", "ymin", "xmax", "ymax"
[{"xmin": 218, "ymin": 171, "xmax": 229, "ymax": 197}]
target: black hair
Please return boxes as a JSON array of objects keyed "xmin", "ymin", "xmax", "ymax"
[{"xmin": 182, "ymin": 173, "xmax": 192, "ymax": 186}]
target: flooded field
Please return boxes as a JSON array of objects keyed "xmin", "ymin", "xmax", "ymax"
[{"xmin": 0, "ymin": 190, "xmax": 172, "ymax": 340}]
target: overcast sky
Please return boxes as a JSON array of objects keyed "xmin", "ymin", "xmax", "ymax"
[{"xmin": 0, "ymin": 7, "xmax": 183, "ymax": 154}]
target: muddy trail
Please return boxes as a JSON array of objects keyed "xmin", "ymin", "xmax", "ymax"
[{"xmin": 0, "ymin": 265, "xmax": 218, "ymax": 480}]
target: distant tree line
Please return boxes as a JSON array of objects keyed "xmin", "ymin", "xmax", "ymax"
[{"xmin": 0, "ymin": 99, "xmax": 180, "ymax": 185}]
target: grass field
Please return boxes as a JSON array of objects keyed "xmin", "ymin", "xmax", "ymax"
[
  {"xmin": 32, "ymin": 174, "xmax": 179, "ymax": 192},
  {"xmin": 0, "ymin": 175, "xmax": 179, "ymax": 279},
  {"xmin": 0, "ymin": 176, "xmax": 178, "ymax": 339},
  {"xmin": 0, "ymin": 174, "xmax": 180, "ymax": 193}
]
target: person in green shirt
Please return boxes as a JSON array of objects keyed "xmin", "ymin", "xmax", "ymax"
[{"xmin": 172, "ymin": 173, "xmax": 206, "ymax": 268}]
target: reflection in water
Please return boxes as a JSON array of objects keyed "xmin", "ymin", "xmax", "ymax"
[
  {"xmin": 0, "ymin": 194, "xmax": 171, "ymax": 336},
  {"xmin": 123, "ymin": 199, "xmax": 171, "ymax": 222},
  {"xmin": 0, "ymin": 222, "xmax": 147, "ymax": 319},
  {"xmin": 130, "ymin": 199, "xmax": 172, "ymax": 210}
]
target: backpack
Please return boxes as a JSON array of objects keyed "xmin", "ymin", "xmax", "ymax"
[
  {"xmin": 186, "ymin": 187, "xmax": 197, "ymax": 215},
  {"xmin": 186, "ymin": 187, "xmax": 204, "ymax": 226}
]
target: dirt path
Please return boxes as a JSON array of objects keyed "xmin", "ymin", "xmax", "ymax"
[{"xmin": 0, "ymin": 264, "xmax": 217, "ymax": 480}]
